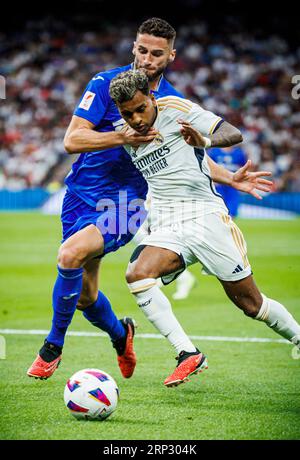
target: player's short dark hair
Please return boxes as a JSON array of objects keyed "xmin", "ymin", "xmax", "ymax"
[
  {"xmin": 137, "ymin": 17, "xmax": 176, "ymax": 44},
  {"xmin": 109, "ymin": 70, "xmax": 149, "ymax": 105}
]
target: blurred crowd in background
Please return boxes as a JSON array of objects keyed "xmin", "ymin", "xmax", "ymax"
[{"xmin": 1, "ymin": 18, "xmax": 300, "ymax": 192}]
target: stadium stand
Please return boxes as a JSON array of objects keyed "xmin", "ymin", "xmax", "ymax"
[{"xmin": 0, "ymin": 17, "xmax": 299, "ymax": 197}]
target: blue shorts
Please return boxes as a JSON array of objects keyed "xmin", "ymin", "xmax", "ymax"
[{"xmin": 61, "ymin": 189, "xmax": 146, "ymax": 257}]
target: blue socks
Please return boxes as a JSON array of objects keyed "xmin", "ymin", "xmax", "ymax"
[
  {"xmin": 46, "ymin": 267, "xmax": 124, "ymax": 348},
  {"xmin": 47, "ymin": 266, "xmax": 83, "ymax": 347},
  {"xmin": 82, "ymin": 291, "xmax": 125, "ymax": 341}
]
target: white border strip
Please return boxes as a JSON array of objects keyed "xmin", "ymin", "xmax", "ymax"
[{"xmin": 0, "ymin": 329, "xmax": 290, "ymax": 345}]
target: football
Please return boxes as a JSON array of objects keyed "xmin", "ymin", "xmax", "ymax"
[{"xmin": 64, "ymin": 369, "xmax": 119, "ymax": 421}]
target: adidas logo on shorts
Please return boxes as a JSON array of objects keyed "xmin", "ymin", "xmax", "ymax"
[{"xmin": 232, "ymin": 264, "xmax": 243, "ymax": 274}]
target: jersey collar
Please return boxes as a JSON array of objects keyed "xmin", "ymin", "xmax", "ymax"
[{"xmin": 152, "ymin": 74, "xmax": 163, "ymax": 92}]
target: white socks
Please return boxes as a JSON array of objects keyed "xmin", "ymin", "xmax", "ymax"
[
  {"xmin": 255, "ymin": 294, "xmax": 300, "ymax": 346},
  {"xmin": 128, "ymin": 278, "xmax": 197, "ymax": 354},
  {"xmin": 128, "ymin": 280, "xmax": 300, "ymax": 353}
]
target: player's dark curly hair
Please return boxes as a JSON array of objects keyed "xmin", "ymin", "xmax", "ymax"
[
  {"xmin": 109, "ymin": 70, "xmax": 149, "ymax": 104},
  {"xmin": 137, "ymin": 17, "xmax": 176, "ymax": 43}
]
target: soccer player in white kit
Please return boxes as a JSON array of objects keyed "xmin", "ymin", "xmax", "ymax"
[{"xmin": 109, "ymin": 70, "xmax": 300, "ymax": 387}]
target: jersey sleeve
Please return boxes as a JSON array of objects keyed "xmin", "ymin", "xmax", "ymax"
[
  {"xmin": 73, "ymin": 75, "xmax": 110, "ymax": 126},
  {"xmin": 186, "ymin": 102, "xmax": 223, "ymax": 136}
]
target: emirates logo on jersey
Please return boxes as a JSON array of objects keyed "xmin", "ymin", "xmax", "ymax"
[{"xmin": 153, "ymin": 133, "xmax": 164, "ymax": 145}]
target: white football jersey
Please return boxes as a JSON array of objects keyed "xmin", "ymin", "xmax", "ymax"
[{"xmin": 125, "ymin": 96, "xmax": 228, "ymax": 222}]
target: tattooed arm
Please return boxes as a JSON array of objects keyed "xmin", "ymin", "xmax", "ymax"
[{"xmin": 208, "ymin": 121, "xmax": 242, "ymax": 147}]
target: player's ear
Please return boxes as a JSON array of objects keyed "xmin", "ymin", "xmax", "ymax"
[
  {"xmin": 168, "ymin": 49, "xmax": 176, "ymax": 64},
  {"xmin": 132, "ymin": 41, "xmax": 136, "ymax": 56}
]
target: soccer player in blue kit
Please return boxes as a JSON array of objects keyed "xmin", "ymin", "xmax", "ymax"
[
  {"xmin": 27, "ymin": 18, "xmax": 185, "ymax": 380},
  {"xmin": 209, "ymin": 145, "xmax": 248, "ymax": 217}
]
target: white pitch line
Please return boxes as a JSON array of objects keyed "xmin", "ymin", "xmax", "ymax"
[{"xmin": 0, "ymin": 329, "xmax": 290, "ymax": 345}]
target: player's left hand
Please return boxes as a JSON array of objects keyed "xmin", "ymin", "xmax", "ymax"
[
  {"xmin": 232, "ymin": 160, "xmax": 273, "ymax": 199},
  {"xmin": 177, "ymin": 119, "xmax": 206, "ymax": 147}
]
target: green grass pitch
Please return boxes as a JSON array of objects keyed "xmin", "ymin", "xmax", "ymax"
[{"xmin": 0, "ymin": 212, "xmax": 299, "ymax": 440}]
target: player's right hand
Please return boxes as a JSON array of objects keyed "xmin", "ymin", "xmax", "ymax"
[{"xmin": 121, "ymin": 125, "xmax": 158, "ymax": 148}]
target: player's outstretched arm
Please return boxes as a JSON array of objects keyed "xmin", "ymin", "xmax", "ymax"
[
  {"xmin": 64, "ymin": 115, "xmax": 157, "ymax": 154},
  {"xmin": 208, "ymin": 158, "xmax": 273, "ymax": 199}
]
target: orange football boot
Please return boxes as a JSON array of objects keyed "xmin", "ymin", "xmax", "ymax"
[
  {"xmin": 27, "ymin": 340, "xmax": 62, "ymax": 380},
  {"xmin": 112, "ymin": 317, "xmax": 137, "ymax": 378},
  {"xmin": 164, "ymin": 349, "xmax": 208, "ymax": 387}
]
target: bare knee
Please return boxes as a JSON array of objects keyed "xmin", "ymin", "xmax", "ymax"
[
  {"xmin": 126, "ymin": 263, "xmax": 157, "ymax": 284},
  {"xmin": 58, "ymin": 245, "xmax": 86, "ymax": 269}
]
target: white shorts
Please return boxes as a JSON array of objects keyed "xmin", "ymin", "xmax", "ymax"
[{"xmin": 140, "ymin": 212, "xmax": 252, "ymax": 283}]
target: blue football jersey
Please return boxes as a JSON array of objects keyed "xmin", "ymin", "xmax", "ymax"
[
  {"xmin": 209, "ymin": 146, "xmax": 248, "ymax": 216},
  {"xmin": 65, "ymin": 64, "xmax": 183, "ymax": 207},
  {"xmin": 209, "ymin": 146, "xmax": 247, "ymax": 173}
]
